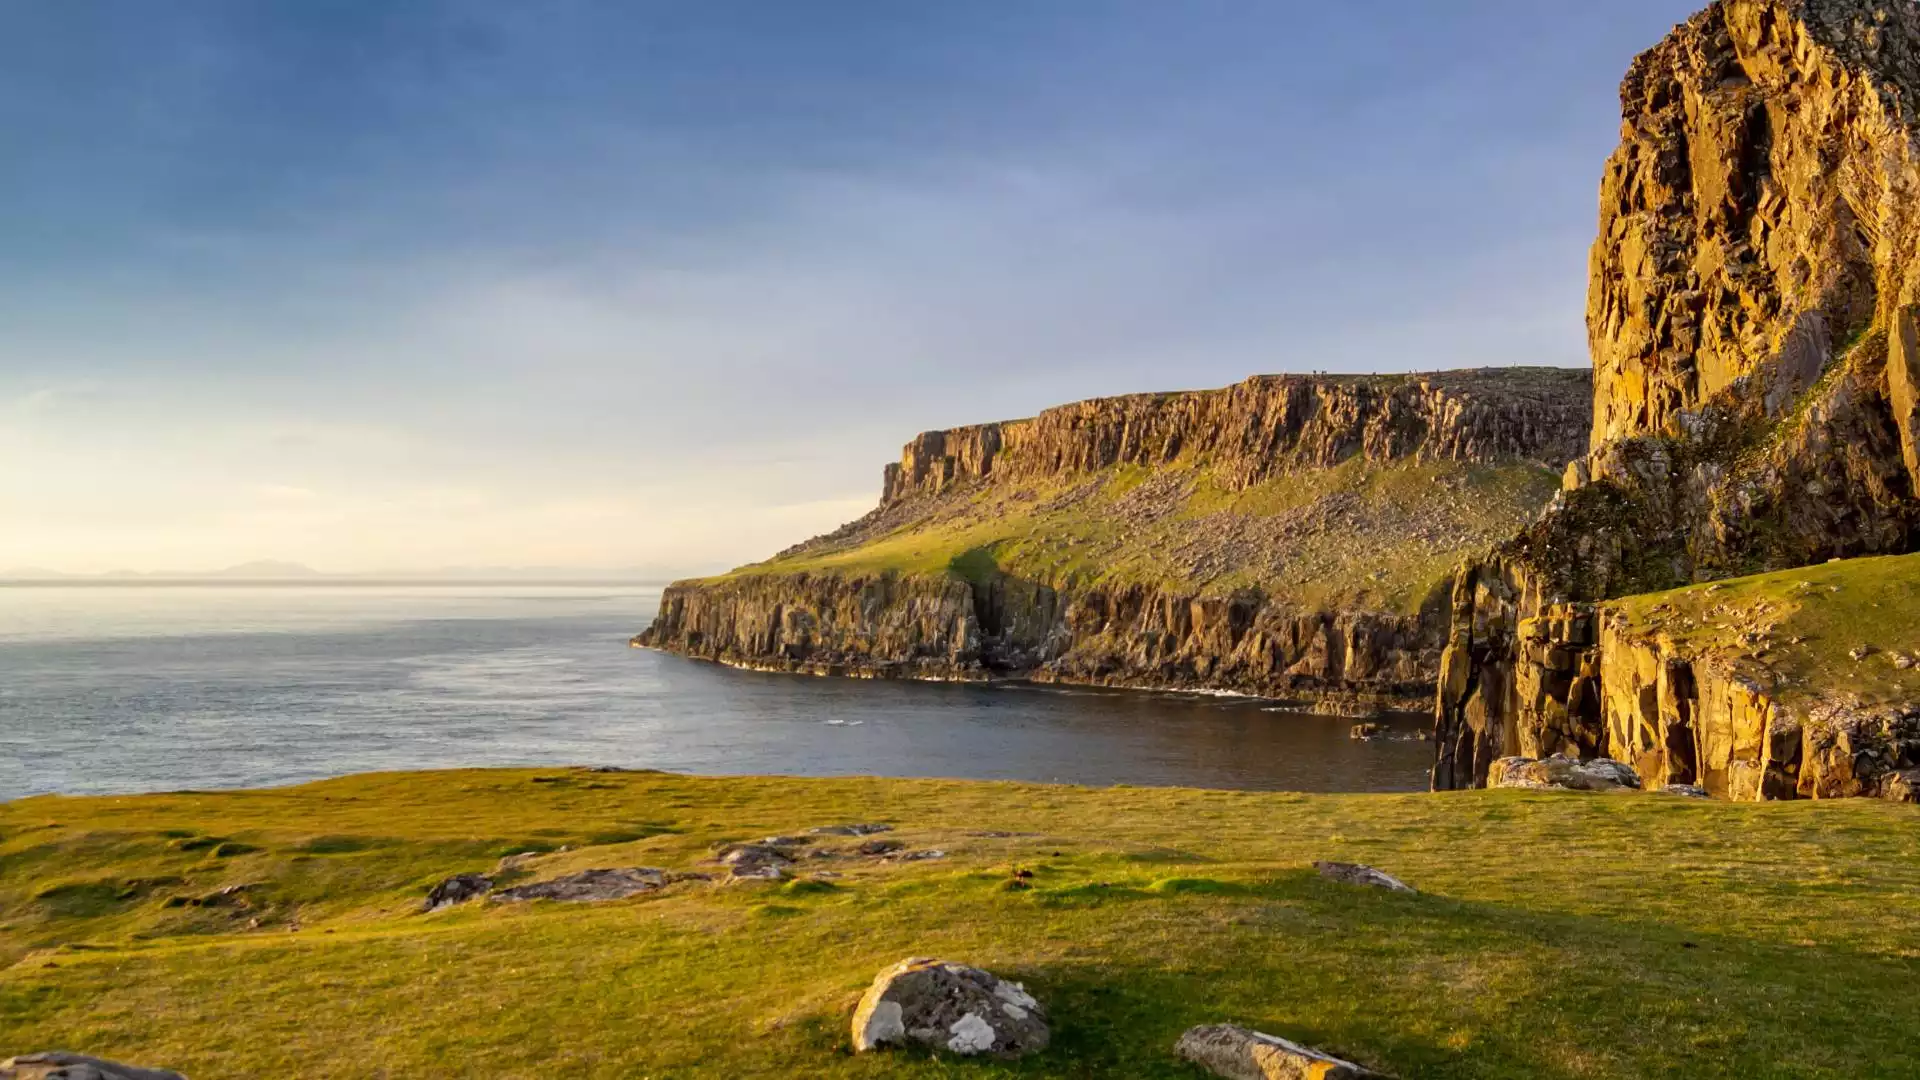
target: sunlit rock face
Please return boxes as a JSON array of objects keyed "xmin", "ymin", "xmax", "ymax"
[{"xmin": 1437, "ymin": 0, "xmax": 1920, "ymax": 797}]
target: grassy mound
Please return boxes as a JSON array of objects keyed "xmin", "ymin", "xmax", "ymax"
[
  {"xmin": 711, "ymin": 459, "xmax": 1560, "ymax": 614},
  {"xmin": 3, "ymin": 770, "xmax": 1918, "ymax": 1077},
  {"xmin": 1609, "ymin": 551, "xmax": 1920, "ymax": 710}
]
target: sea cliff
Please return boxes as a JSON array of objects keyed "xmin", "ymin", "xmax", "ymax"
[
  {"xmin": 639, "ymin": 369, "xmax": 1591, "ymax": 707},
  {"xmin": 1434, "ymin": 0, "xmax": 1920, "ymax": 799}
]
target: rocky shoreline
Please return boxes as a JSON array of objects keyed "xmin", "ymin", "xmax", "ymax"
[{"xmin": 628, "ymin": 635, "xmax": 1431, "ymax": 717}]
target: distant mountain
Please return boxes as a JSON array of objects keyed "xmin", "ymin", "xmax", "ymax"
[{"xmin": 207, "ymin": 560, "xmax": 325, "ymax": 578}]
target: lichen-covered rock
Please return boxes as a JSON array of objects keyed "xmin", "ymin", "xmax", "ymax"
[
  {"xmin": 1, "ymin": 1054, "xmax": 186, "ymax": 1080},
  {"xmin": 1174, "ymin": 1024, "xmax": 1391, "ymax": 1080},
  {"xmin": 422, "ymin": 872, "xmax": 492, "ymax": 911},
  {"xmin": 489, "ymin": 868, "xmax": 667, "ymax": 903},
  {"xmin": 850, "ymin": 958, "xmax": 1049, "ymax": 1059},
  {"xmin": 714, "ymin": 844, "xmax": 793, "ymax": 881},
  {"xmin": 1489, "ymin": 755, "xmax": 1642, "ymax": 792},
  {"xmin": 1313, "ymin": 861, "xmax": 1416, "ymax": 893}
]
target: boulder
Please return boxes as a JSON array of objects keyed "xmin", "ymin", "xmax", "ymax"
[
  {"xmin": 1312, "ymin": 862, "xmax": 1414, "ymax": 893},
  {"xmin": 1, "ymin": 1054, "xmax": 187, "ymax": 1080},
  {"xmin": 851, "ymin": 958, "xmax": 1048, "ymax": 1059},
  {"xmin": 423, "ymin": 873, "xmax": 492, "ymax": 911},
  {"xmin": 715, "ymin": 844, "xmax": 793, "ymax": 881},
  {"xmin": 1488, "ymin": 754, "xmax": 1640, "ymax": 792},
  {"xmin": 490, "ymin": 868, "xmax": 667, "ymax": 903},
  {"xmin": 1175, "ymin": 1025, "xmax": 1390, "ymax": 1079},
  {"xmin": 1880, "ymin": 769, "xmax": 1920, "ymax": 804}
]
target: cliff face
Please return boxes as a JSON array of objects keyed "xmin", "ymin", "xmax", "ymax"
[
  {"xmin": 1436, "ymin": 0, "xmax": 1920, "ymax": 798},
  {"xmin": 881, "ymin": 371, "xmax": 1590, "ymax": 505},
  {"xmin": 642, "ymin": 369, "xmax": 1592, "ymax": 708}
]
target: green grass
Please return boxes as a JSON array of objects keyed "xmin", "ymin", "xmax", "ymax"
[
  {"xmin": 1610, "ymin": 552, "xmax": 1920, "ymax": 709},
  {"xmin": 4, "ymin": 769, "xmax": 1919, "ymax": 1077},
  {"xmin": 706, "ymin": 458, "xmax": 1561, "ymax": 615}
]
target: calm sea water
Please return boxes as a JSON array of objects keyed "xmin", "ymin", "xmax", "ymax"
[{"xmin": 0, "ymin": 585, "xmax": 1434, "ymax": 799}]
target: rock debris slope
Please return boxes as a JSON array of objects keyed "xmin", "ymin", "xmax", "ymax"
[
  {"xmin": 639, "ymin": 369, "xmax": 1590, "ymax": 705},
  {"xmin": 1435, "ymin": 0, "xmax": 1920, "ymax": 799}
]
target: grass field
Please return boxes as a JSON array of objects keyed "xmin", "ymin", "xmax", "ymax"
[{"xmin": 4, "ymin": 770, "xmax": 1918, "ymax": 1078}]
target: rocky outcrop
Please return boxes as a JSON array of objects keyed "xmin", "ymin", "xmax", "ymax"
[
  {"xmin": 1436, "ymin": 0, "xmax": 1920, "ymax": 796},
  {"xmin": 423, "ymin": 872, "xmax": 491, "ymax": 911},
  {"xmin": 641, "ymin": 369, "xmax": 1591, "ymax": 703},
  {"xmin": 1174, "ymin": 1025, "xmax": 1391, "ymax": 1080},
  {"xmin": 489, "ymin": 868, "xmax": 670, "ymax": 903},
  {"xmin": 882, "ymin": 370, "xmax": 1589, "ymax": 504},
  {"xmin": 1594, "ymin": 615, "xmax": 1920, "ymax": 800},
  {"xmin": 1312, "ymin": 861, "xmax": 1416, "ymax": 893},
  {"xmin": 1487, "ymin": 755, "xmax": 1643, "ymax": 792},
  {"xmin": 1, "ymin": 1055, "xmax": 186, "ymax": 1080},
  {"xmin": 851, "ymin": 959, "xmax": 1050, "ymax": 1059}
]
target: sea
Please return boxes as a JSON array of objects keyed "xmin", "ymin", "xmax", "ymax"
[{"xmin": 0, "ymin": 584, "xmax": 1435, "ymax": 799}]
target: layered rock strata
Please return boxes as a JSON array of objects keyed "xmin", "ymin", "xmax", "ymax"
[
  {"xmin": 640, "ymin": 369, "xmax": 1591, "ymax": 704},
  {"xmin": 1435, "ymin": 0, "xmax": 1920, "ymax": 800},
  {"xmin": 880, "ymin": 369, "xmax": 1589, "ymax": 505}
]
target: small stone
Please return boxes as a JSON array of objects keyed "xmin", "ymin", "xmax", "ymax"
[
  {"xmin": 1175, "ymin": 1024, "xmax": 1391, "ymax": 1079},
  {"xmin": 1349, "ymin": 723, "xmax": 1383, "ymax": 741},
  {"xmin": 1851, "ymin": 645, "xmax": 1877, "ymax": 661},
  {"xmin": 490, "ymin": 868, "xmax": 667, "ymax": 903},
  {"xmin": 1894, "ymin": 654, "xmax": 1916, "ymax": 671},
  {"xmin": 851, "ymin": 958, "xmax": 1049, "ymax": 1059},
  {"xmin": 890, "ymin": 850, "xmax": 947, "ymax": 862},
  {"xmin": 809, "ymin": 823, "xmax": 893, "ymax": 837},
  {"xmin": 1313, "ymin": 861, "xmax": 1415, "ymax": 893},
  {"xmin": 423, "ymin": 872, "xmax": 492, "ymax": 911},
  {"xmin": 1, "ymin": 1054, "xmax": 187, "ymax": 1080},
  {"xmin": 495, "ymin": 851, "xmax": 545, "ymax": 873},
  {"xmin": 1662, "ymin": 784, "xmax": 1711, "ymax": 799},
  {"xmin": 856, "ymin": 839, "xmax": 904, "ymax": 857}
]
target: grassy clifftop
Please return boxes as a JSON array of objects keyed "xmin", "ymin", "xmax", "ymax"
[
  {"xmin": 689, "ymin": 368, "xmax": 1588, "ymax": 615},
  {"xmin": 1609, "ymin": 551, "xmax": 1920, "ymax": 712},
  {"xmin": 712, "ymin": 458, "xmax": 1561, "ymax": 616},
  {"xmin": 5, "ymin": 770, "xmax": 1919, "ymax": 1077}
]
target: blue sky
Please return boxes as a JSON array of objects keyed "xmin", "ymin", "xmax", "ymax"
[{"xmin": 0, "ymin": 0, "xmax": 1699, "ymax": 574}]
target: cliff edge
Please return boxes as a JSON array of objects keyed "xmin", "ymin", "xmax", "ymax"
[
  {"xmin": 1435, "ymin": 0, "xmax": 1920, "ymax": 799},
  {"xmin": 639, "ymin": 368, "xmax": 1590, "ymax": 706}
]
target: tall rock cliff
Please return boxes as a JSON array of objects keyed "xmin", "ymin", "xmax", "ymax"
[
  {"xmin": 1435, "ymin": 0, "xmax": 1920, "ymax": 799},
  {"xmin": 640, "ymin": 369, "xmax": 1591, "ymax": 707}
]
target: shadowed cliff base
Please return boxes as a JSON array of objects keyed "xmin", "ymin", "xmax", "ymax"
[
  {"xmin": 640, "ymin": 368, "xmax": 1591, "ymax": 708},
  {"xmin": 1434, "ymin": 0, "xmax": 1920, "ymax": 800}
]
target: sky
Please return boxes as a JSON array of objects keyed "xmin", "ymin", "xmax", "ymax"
[{"xmin": 0, "ymin": 0, "xmax": 1702, "ymax": 576}]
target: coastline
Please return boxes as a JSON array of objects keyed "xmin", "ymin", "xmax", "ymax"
[{"xmin": 629, "ymin": 638, "xmax": 1431, "ymax": 719}]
